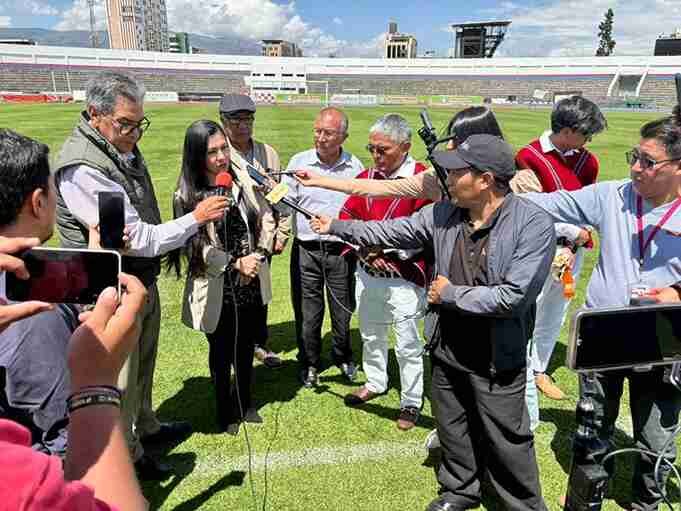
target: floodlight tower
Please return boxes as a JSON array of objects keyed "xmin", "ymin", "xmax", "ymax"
[{"xmin": 88, "ymin": 0, "xmax": 99, "ymax": 48}]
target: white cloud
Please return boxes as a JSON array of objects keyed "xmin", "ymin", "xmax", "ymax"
[
  {"xmin": 489, "ymin": 0, "xmax": 681, "ymax": 57},
  {"xmin": 332, "ymin": 17, "xmax": 342, "ymax": 25},
  {"xmin": 0, "ymin": 16, "xmax": 11, "ymax": 27},
  {"xmin": 53, "ymin": 0, "xmax": 383, "ymax": 57},
  {"xmin": 163, "ymin": 0, "xmax": 382, "ymax": 57},
  {"xmin": 54, "ymin": 0, "xmax": 106, "ymax": 31},
  {"xmin": 25, "ymin": 0, "xmax": 59, "ymax": 16}
]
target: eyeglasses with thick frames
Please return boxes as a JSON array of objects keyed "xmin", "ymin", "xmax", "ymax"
[
  {"xmin": 223, "ymin": 115, "xmax": 255, "ymax": 126},
  {"xmin": 108, "ymin": 116, "xmax": 150, "ymax": 136},
  {"xmin": 626, "ymin": 148, "xmax": 681, "ymax": 170}
]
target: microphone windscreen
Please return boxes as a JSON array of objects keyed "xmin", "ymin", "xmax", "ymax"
[{"xmin": 216, "ymin": 172, "xmax": 233, "ymax": 189}]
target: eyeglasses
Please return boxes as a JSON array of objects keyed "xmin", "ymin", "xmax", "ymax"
[
  {"xmin": 109, "ymin": 116, "xmax": 150, "ymax": 136},
  {"xmin": 223, "ymin": 115, "xmax": 255, "ymax": 126},
  {"xmin": 366, "ymin": 144, "xmax": 392, "ymax": 156},
  {"xmin": 314, "ymin": 128, "xmax": 342, "ymax": 138},
  {"xmin": 626, "ymin": 148, "xmax": 681, "ymax": 170}
]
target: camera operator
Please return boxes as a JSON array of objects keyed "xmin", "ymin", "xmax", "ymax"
[
  {"xmin": 524, "ymin": 108, "xmax": 681, "ymax": 509},
  {"xmin": 311, "ymin": 134, "xmax": 554, "ymax": 511}
]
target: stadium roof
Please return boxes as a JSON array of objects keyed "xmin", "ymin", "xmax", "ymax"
[{"xmin": 450, "ymin": 21, "xmax": 511, "ymax": 29}]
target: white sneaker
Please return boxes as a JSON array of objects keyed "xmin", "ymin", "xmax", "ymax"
[{"xmin": 424, "ymin": 428, "xmax": 440, "ymax": 451}]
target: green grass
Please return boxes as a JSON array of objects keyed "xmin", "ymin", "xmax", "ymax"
[{"xmin": 0, "ymin": 102, "xmax": 671, "ymax": 510}]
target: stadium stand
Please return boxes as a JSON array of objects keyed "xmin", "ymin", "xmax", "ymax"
[
  {"xmin": 1, "ymin": 44, "xmax": 680, "ymax": 108},
  {"xmin": 0, "ymin": 64, "xmax": 247, "ymax": 95}
]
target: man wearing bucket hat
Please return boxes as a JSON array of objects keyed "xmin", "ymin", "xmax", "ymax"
[{"xmin": 310, "ymin": 134, "xmax": 554, "ymax": 510}]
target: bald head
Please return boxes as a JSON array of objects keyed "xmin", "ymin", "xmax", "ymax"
[{"xmin": 314, "ymin": 107, "xmax": 349, "ymax": 165}]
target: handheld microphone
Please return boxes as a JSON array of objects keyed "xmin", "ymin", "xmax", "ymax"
[
  {"xmin": 215, "ymin": 171, "xmax": 233, "ymax": 196},
  {"xmin": 245, "ymin": 163, "xmax": 316, "ymax": 219}
]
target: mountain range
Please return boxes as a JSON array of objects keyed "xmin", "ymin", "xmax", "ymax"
[{"xmin": 0, "ymin": 28, "xmax": 261, "ymax": 55}]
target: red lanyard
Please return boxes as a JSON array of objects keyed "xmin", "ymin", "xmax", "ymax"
[{"xmin": 636, "ymin": 195, "xmax": 681, "ymax": 267}]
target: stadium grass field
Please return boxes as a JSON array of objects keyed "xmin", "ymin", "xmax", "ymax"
[{"xmin": 0, "ymin": 102, "xmax": 675, "ymax": 510}]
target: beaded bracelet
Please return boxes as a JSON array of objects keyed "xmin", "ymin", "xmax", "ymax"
[{"xmin": 68, "ymin": 393, "xmax": 121, "ymax": 414}]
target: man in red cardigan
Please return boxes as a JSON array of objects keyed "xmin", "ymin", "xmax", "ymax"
[
  {"xmin": 516, "ymin": 96, "xmax": 607, "ymax": 409},
  {"xmin": 338, "ymin": 114, "xmax": 431, "ymax": 430}
]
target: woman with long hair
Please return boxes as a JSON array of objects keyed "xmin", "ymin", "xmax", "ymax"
[
  {"xmin": 167, "ymin": 120, "xmax": 276, "ymax": 434},
  {"xmin": 294, "ymin": 106, "xmax": 541, "ymax": 198}
]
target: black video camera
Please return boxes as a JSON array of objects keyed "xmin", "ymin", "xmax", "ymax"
[{"xmin": 417, "ymin": 109, "xmax": 456, "ymax": 200}]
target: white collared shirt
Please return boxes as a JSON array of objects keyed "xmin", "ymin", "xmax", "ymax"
[{"xmin": 539, "ymin": 130, "xmax": 578, "ymax": 158}]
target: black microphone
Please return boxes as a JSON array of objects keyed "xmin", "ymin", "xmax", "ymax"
[{"xmin": 245, "ymin": 163, "xmax": 316, "ymax": 219}]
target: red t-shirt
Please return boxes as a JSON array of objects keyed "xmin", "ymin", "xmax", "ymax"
[{"xmin": 0, "ymin": 419, "xmax": 116, "ymax": 511}]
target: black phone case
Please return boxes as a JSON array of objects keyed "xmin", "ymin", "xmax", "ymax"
[{"xmin": 98, "ymin": 191, "xmax": 125, "ymax": 249}]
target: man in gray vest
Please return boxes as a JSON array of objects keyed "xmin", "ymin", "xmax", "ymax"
[{"xmin": 54, "ymin": 71, "xmax": 228, "ymax": 479}]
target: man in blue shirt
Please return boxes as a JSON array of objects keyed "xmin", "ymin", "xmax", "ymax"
[
  {"xmin": 525, "ymin": 109, "xmax": 681, "ymax": 509},
  {"xmin": 285, "ymin": 107, "xmax": 364, "ymax": 387}
]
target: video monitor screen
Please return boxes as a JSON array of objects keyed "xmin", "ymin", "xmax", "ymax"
[{"xmin": 568, "ymin": 305, "xmax": 681, "ymax": 372}]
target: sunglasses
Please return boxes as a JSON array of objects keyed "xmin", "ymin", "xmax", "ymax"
[
  {"xmin": 366, "ymin": 144, "xmax": 393, "ymax": 156},
  {"xmin": 626, "ymin": 148, "xmax": 681, "ymax": 170}
]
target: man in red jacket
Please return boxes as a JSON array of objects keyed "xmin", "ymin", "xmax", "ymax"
[
  {"xmin": 516, "ymin": 96, "xmax": 606, "ymax": 410},
  {"xmin": 339, "ymin": 114, "xmax": 431, "ymax": 430}
]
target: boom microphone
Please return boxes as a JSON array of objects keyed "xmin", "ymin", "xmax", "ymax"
[{"xmin": 245, "ymin": 163, "xmax": 316, "ymax": 219}]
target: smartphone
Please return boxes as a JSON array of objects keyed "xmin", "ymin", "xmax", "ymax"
[
  {"xmin": 98, "ymin": 191, "xmax": 125, "ymax": 249},
  {"xmin": 567, "ymin": 304, "xmax": 681, "ymax": 372},
  {"xmin": 5, "ymin": 247, "xmax": 121, "ymax": 304}
]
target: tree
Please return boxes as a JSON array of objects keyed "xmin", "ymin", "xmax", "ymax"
[{"xmin": 596, "ymin": 9, "xmax": 616, "ymax": 56}]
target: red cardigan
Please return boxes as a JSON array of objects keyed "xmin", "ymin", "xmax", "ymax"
[
  {"xmin": 339, "ymin": 161, "xmax": 431, "ymax": 287},
  {"xmin": 515, "ymin": 138, "xmax": 599, "ymax": 192}
]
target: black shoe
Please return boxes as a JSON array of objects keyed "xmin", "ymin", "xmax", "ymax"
[
  {"xmin": 302, "ymin": 367, "xmax": 319, "ymax": 388},
  {"xmin": 244, "ymin": 408, "xmax": 264, "ymax": 424},
  {"xmin": 134, "ymin": 454, "xmax": 172, "ymax": 481},
  {"xmin": 425, "ymin": 497, "xmax": 469, "ymax": 511},
  {"xmin": 340, "ymin": 361, "xmax": 358, "ymax": 382},
  {"xmin": 141, "ymin": 421, "xmax": 193, "ymax": 445},
  {"xmin": 225, "ymin": 422, "xmax": 240, "ymax": 436}
]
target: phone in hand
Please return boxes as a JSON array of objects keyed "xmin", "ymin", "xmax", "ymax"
[
  {"xmin": 98, "ymin": 191, "xmax": 125, "ymax": 249},
  {"xmin": 5, "ymin": 247, "xmax": 121, "ymax": 304}
]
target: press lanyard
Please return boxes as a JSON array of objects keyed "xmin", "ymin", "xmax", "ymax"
[{"xmin": 636, "ymin": 195, "xmax": 681, "ymax": 267}]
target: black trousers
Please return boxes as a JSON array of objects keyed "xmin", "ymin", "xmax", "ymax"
[
  {"xmin": 432, "ymin": 358, "xmax": 546, "ymax": 510},
  {"xmin": 290, "ymin": 239, "xmax": 355, "ymax": 370},
  {"xmin": 582, "ymin": 369, "xmax": 681, "ymax": 510},
  {"xmin": 206, "ymin": 302, "xmax": 263, "ymax": 428}
]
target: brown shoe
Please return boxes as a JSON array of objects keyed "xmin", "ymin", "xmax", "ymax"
[
  {"xmin": 535, "ymin": 372, "xmax": 566, "ymax": 400},
  {"xmin": 344, "ymin": 386, "xmax": 379, "ymax": 406},
  {"xmin": 396, "ymin": 406, "xmax": 420, "ymax": 431}
]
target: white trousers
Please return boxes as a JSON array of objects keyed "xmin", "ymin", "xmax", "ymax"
[{"xmin": 355, "ymin": 268, "xmax": 425, "ymax": 409}]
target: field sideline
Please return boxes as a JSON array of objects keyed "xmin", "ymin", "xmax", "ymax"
[{"xmin": 0, "ymin": 103, "xmax": 674, "ymax": 510}]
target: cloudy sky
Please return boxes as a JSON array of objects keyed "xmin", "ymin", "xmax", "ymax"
[{"xmin": 1, "ymin": 0, "xmax": 680, "ymax": 57}]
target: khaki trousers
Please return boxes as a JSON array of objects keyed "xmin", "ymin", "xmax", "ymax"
[{"xmin": 118, "ymin": 281, "xmax": 162, "ymax": 461}]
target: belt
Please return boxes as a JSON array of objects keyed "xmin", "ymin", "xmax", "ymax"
[
  {"xmin": 297, "ymin": 239, "xmax": 345, "ymax": 253},
  {"xmin": 359, "ymin": 259, "xmax": 401, "ymax": 280}
]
